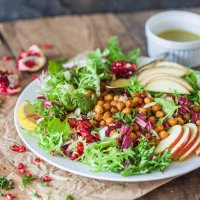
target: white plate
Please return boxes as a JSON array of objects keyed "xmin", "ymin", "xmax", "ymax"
[{"xmin": 14, "ymin": 57, "xmax": 200, "ymax": 182}]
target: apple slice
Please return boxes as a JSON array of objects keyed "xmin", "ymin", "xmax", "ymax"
[
  {"xmin": 145, "ymin": 79, "xmax": 190, "ymax": 95},
  {"xmin": 107, "ymin": 78, "xmax": 129, "ymax": 89},
  {"xmin": 140, "ymin": 74, "xmax": 194, "ymax": 92},
  {"xmin": 171, "ymin": 125, "xmax": 191, "ymax": 159},
  {"xmin": 138, "ymin": 67, "xmax": 187, "ymax": 82},
  {"xmin": 155, "ymin": 125, "xmax": 183, "ymax": 154},
  {"xmin": 154, "ymin": 61, "xmax": 189, "ymax": 74},
  {"xmin": 173, "ymin": 123, "xmax": 198, "ymax": 159},
  {"xmin": 179, "ymin": 128, "xmax": 200, "ymax": 161},
  {"xmin": 196, "ymin": 147, "xmax": 200, "ymax": 156}
]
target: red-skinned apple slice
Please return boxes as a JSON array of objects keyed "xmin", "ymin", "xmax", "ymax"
[
  {"xmin": 155, "ymin": 125, "xmax": 183, "ymax": 154},
  {"xmin": 174, "ymin": 123, "xmax": 198, "ymax": 160},
  {"xmin": 179, "ymin": 128, "xmax": 200, "ymax": 161},
  {"xmin": 171, "ymin": 125, "xmax": 191, "ymax": 159},
  {"xmin": 196, "ymin": 147, "xmax": 200, "ymax": 156}
]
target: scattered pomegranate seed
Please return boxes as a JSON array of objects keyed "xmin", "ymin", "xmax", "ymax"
[
  {"xmin": 17, "ymin": 163, "xmax": 24, "ymax": 169},
  {"xmin": 35, "ymin": 157, "xmax": 41, "ymax": 163},
  {"xmin": 19, "ymin": 146, "xmax": 27, "ymax": 153},
  {"xmin": 116, "ymin": 138, "xmax": 121, "ymax": 144},
  {"xmin": 6, "ymin": 193, "xmax": 13, "ymax": 200},
  {"xmin": 2, "ymin": 55, "xmax": 10, "ymax": 61},
  {"xmin": 19, "ymin": 168, "xmax": 26, "ymax": 174},
  {"xmin": 31, "ymin": 75, "xmax": 37, "ymax": 80},
  {"xmin": 27, "ymin": 172, "xmax": 32, "ymax": 177},
  {"xmin": 43, "ymin": 176, "xmax": 52, "ymax": 182},
  {"xmin": 11, "ymin": 145, "xmax": 19, "ymax": 152},
  {"xmin": 44, "ymin": 43, "xmax": 52, "ymax": 49},
  {"xmin": 76, "ymin": 142, "xmax": 84, "ymax": 156}
]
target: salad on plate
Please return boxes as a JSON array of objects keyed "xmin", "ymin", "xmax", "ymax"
[{"xmin": 17, "ymin": 37, "xmax": 200, "ymax": 177}]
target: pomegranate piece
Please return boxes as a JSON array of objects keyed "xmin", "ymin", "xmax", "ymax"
[
  {"xmin": 43, "ymin": 176, "xmax": 52, "ymax": 182},
  {"xmin": 2, "ymin": 55, "xmax": 10, "ymax": 61},
  {"xmin": 112, "ymin": 61, "xmax": 137, "ymax": 78},
  {"xmin": 44, "ymin": 43, "xmax": 53, "ymax": 49},
  {"xmin": 0, "ymin": 70, "xmax": 21, "ymax": 95},
  {"xmin": 17, "ymin": 45, "xmax": 46, "ymax": 72},
  {"xmin": 17, "ymin": 163, "xmax": 24, "ymax": 169},
  {"xmin": 70, "ymin": 153, "xmax": 78, "ymax": 160}
]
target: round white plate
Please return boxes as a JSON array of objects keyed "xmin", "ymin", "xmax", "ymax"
[{"xmin": 14, "ymin": 57, "xmax": 200, "ymax": 182}]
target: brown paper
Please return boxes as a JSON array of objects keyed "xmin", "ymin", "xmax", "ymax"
[{"xmin": 0, "ymin": 56, "xmax": 173, "ymax": 200}]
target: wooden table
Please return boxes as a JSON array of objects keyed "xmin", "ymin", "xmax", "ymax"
[{"xmin": 0, "ymin": 8, "xmax": 199, "ymax": 200}]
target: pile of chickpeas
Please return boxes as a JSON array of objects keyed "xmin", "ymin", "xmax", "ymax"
[{"xmin": 91, "ymin": 89, "xmax": 200, "ymax": 143}]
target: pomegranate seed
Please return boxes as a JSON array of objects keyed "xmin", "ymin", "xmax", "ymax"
[
  {"xmin": 19, "ymin": 146, "xmax": 27, "ymax": 152},
  {"xmin": 70, "ymin": 154, "xmax": 78, "ymax": 160},
  {"xmin": 43, "ymin": 176, "xmax": 52, "ymax": 182},
  {"xmin": 24, "ymin": 60, "xmax": 36, "ymax": 68},
  {"xmin": 44, "ymin": 43, "xmax": 52, "ymax": 49},
  {"xmin": 19, "ymin": 168, "xmax": 26, "ymax": 174},
  {"xmin": 116, "ymin": 138, "xmax": 121, "ymax": 144},
  {"xmin": 6, "ymin": 193, "xmax": 13, "ymax": 200},
  {"xmin": 17, "ymin": 163, "xmax": 24, "ymax": 169},
  {"xmin": 35, "ymin": 157, "xmax": 41, "ymax": 163},
  {"xmin": 27, "ymin": 172, "xmax": 32, "ymax": 177},
  {"xmin": 31, "ymin": 75, "xmax": 37, "ymax": 80},
  {"xmin": 2, "ymin": 55, "xmax": 10, "ymax": 61},
  {"xmin": 92, "ymin": 133, "xmax": 100, "ymax": 141},
  {"xmin": 76, "ymin": 142, "xmax": 84, "ymax": 155},
  {"xmin": 141, "ymin": 92, "xmax": 147, "ymax": 98},
  {"xmin": 11, "ymin": 145, "xmax": 19, "ymax": 152}
]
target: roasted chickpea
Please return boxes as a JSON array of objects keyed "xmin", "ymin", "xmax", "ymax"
[
  {"xmin": 103, "ymin": 103, "xmax": 111, "ymax": 111},
  {"xmin": 94, "ymin": 105, "xmax": 104, "ymax": 114},
  {"xmin": 113, "ymin": 95, "xmax": 120, "ymax": 101},
  {"xmin": 126, "ymin": 100, "xmax": 133, "ymax": 108},
  {"xmin": 192, "ymin": 105, "xmax": 200, "ymax": 113},
  {"xmin": 132, "ymin": 123, "xmax": 139, "ymax": 131},
  {"xmin": 196, "ymin": 120, "xmax": 200, "ymax": 126},
  {"xmin": 183, "ymin": 113, "xmax": 191, "ymax": 120},
  {"xmin": 156, "ymin": 111, "xmax": 164, "ymax": 118},
  {"xmin": 116, "ymin": 101, "xmax": 125, "ymax": 111},
  {"xmin": 106, "ymin": 117, "xmax": 114, "ymax": 125},
  {"xmin": 132, "ymin": 99, "xmax": 138, "ymax": 107},
  {"xmin": 104, "ymin": 93, "xmax": 114, "ymax": 101},
  {"xmin": 144, "ymin": 97, "xmax": 153, "ymax": 104},
  {"xmin": 94, "ymin": 114, "xmax": 102, "ymax": 121},
  {"xmin": 136, "ymin": 131, "xmax": 142, "ymax": 137},
  {"xmin": 137, "ymin": 97, "xmax": 143, "ymax": 105},
  {"xmin": 129, "ymin": 132, "xmax": 137, "ymax": 139},
  {"xmin": 133, "ymin": 97, "xmax": 140, "ymax": 104},
  {"xmin": 122, "ymin": 108, "xmax": 131, "ymax": 114},
  {"xmin": 103, "ymin": 111, "xmax": 112, "ymax": 121},
  {"xmin": 155, "ymin": 124, "xmax": 164, "ymax": 132},
  {"xmin": 148, "ymin": 116, "xmax": 156, "ymax": 123},
  {"xmin": 97, "ymin": 100, "xmax": 104, "ymax": 106},
  {"xmin": 138, "ymin": 107, "xmax": 148, "ymax": 115},
  {"xmin": 168, "ymin": 117, "xmax": 177, "ymax": 126},
  {"xmin": 145, "ymin": 132, "xmax": 152, "ymax": 140},
  {"xmin": 110, "ymin": 100, "xmax": 117, "ymax": 107},
  {"xmin": 110, "ymin": 107, "xmax": 118, "ymax": 113},
  {"xmin": 176, "ymin": 117, "xmax": 185, "ymax": 125},
  {"xmin": 100, "ymin": 120, "xmax": 106, "ymax": 126},
  {"xmin": 152, "ymin": 103, "xmax": 162, "ymax": 112},
  {"xmin": 159, "ymin": 131, "xmax": 169, "ymax": 139},
  {"xmin": 134, "ymin": 92, "xmax": 141, "ymax": 97}
]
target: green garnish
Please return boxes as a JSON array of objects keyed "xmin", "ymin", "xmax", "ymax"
[
  {"xmin": 66, "ymin": 194, "xmax": 73, "ymax": 200},
  {"xmin": 81, "ymin": 138, "xmax": 171, "ymax": 176},
  {"xmin": 113, "ymin": 110, "xmax": 137, "ymax": 125},
  {"xmin": 22, "ymin": 174, "xmax": 35, "ymax": 187},
  {"xmin": 0, "ymin": 176, "xmax": 14, "ymax": 190},
  {"xmin": 125, "ymin": 76, "xmax": 145, "ymax": 95}
]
